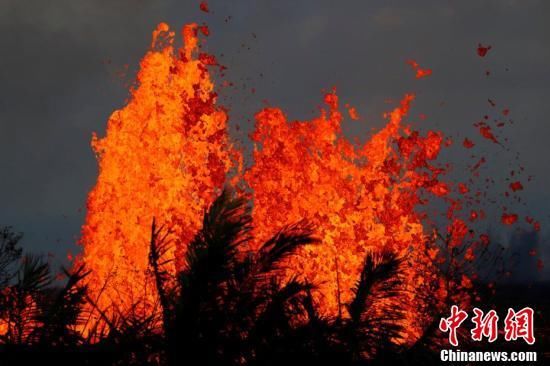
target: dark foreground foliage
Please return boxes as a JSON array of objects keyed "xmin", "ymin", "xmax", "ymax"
[{"xmin": 2, "ymin": 190, "xmax": 538, "ymax": 366}]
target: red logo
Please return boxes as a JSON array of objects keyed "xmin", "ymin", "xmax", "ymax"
[
  {"xmin": 504, "ymin": 307, "xmax": 535, "ymax": 345},
  {"xmin": 439, "ymin": 305, "xmax": 469, "ymax": 346},
  {"xmin": 439, "ymin": 306, "xmax": 535, "ymax": 346},
  {"xmin": 471, "ymin": 308, "xmax": 499, "ymax": 342}
]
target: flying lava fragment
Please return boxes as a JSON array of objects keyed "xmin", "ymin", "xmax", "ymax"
[
  {"xmin": 501, "ymin": 213, "xmax": 518, "ymax": 225},
  {"xmin": 509, "ymin": 181, "xmax": 523, "ymax": 192},
  {"xmin": 478, "ymin": 124, "xmax": 499, "ymax": 144},
  {"xmin": 463, "ymin": 138, "xmax": 475, "ymax": 149},
  {"xmin": 199, "ymin": 1, "xmax": 209, "ymax": 13},
  {"xmin": 477, "ymin": 43, "xmax": 492, "ymax": 57},
  {"xmin": 406, "ymin": 59, "xmax": 432, "ymax": 79}
]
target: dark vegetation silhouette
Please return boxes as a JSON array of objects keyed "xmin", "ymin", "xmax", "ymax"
[{"xmin": 1, "ymin": 190, "xmax": 545, "ymax": 365}]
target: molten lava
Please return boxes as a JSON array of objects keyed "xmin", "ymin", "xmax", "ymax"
[
  {"xmin": 80, "ymin": 23, "xmax": 237, "ymax": 318},
  {"xmin": 80, "ymin": 22, "xmax": 493, "ymax": 341},
  {"xmin": 245, "ymin": 93, "xmax": 447, "ymax": 321}
]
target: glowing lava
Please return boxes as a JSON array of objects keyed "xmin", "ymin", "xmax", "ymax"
[
  {"xmin": 245, "ymin": 93, "xmax": 446, "ymax": 322},
  {"xmin": 80, "ymin": 23, "xmax": 465, "ymax": 341},
  {"xmin": 79, "ymin": 23, "xmax": 237, "ymax": 319}
]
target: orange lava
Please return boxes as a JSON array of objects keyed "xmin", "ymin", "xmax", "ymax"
[
  {"xmin": 245, "ymin": 93, "xmax": 444, "ymax": 319},
  {"xmin": 79, "ymin": 23, "xmax": 238, "ymax": 320},
  {"xmin": 80, "ymin": 23, "xmax": 455, "ymax": 341}
]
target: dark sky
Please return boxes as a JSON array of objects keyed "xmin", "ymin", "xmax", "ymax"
[{"xmin": 0, "ymin": 0, "xmax": 549, "ymax": 279}]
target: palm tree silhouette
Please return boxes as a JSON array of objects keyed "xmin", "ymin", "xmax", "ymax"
[
  {"xmin": 150, "ymin": 190, "xmax": 410, "ymax": 366},
  {"xmin": 0, "ymin": 192, "xmax": 435, "ymax": 366},
  {"xmin": 149, "ymin": 189, "xmax": 317, "ymax": 365}
]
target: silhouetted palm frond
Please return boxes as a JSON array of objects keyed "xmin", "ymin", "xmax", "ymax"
[
  {"xmin": 149, "ymin": 218, "xmax": 176, "ymax": 330},
  {"xmin": 255, "ymin": 220, "xmax": 318, "ymax": 275},
  {"xmin": 180, "ymin": 189, "xmax": 252, "ymax": 297},
  {"xmin": 251, "ymin": 277, "xmax": 314, "ymax": 337},
  {"xmin": 0, "ymin": 226, "xmax": 23, "ymax": 288},
  {"xmin": 348, "ymin": 250, "xmax": 402, "ymax": 322},
  {"xmin": 31, "ymin": 264, "xmax": 90, "ymax": 346},
  {"xmin": 164, "ymin": 189, "xmax": 319, "ymax": 366},
  {"xmin": 17, "ymin": 254, "xmax": 51, "ymax": 295},
  {"xmin": 168, "ymin": 189, "xmax": 253, "ymax": 365},
  {"xmin": 1, "ymin": 254, "xmax": 51, "ymax": 344},
  {"xmin": 344, "ymin": 250, "xmax": 406, "ymax": 361}
]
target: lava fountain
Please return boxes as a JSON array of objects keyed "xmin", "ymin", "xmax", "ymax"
[
  {"xmin": 79, "ymin": 23, "xmax": 238, "ymax": 318},
  {"xmin": 79, "ymin": 23, "xmax": 460, "ymax": 341}
]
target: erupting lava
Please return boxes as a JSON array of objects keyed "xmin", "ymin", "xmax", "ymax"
[
  {"xmin": 78, "ymin": 22, "xmax": 507, "ymax": 341},
  {"xmin": 245, "ymin": 93, "xmax": 446, "ymax": 323},
  {"xmin": 80, "ymin": 23, "xmax": 238, "ymax": 318}
]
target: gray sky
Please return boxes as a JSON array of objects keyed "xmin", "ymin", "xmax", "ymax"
[{"xmin": 0, "ymin": 0, "xmax": 549, "ymax": 279}]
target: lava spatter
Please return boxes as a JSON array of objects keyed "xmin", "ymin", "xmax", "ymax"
[
  {"xmin": 407, "ymin": 59, "xmax": 432, "ymax": 79},
  {"xmin": 477, "ymin": 43, "xmax": 492, "ymax": 57}
]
